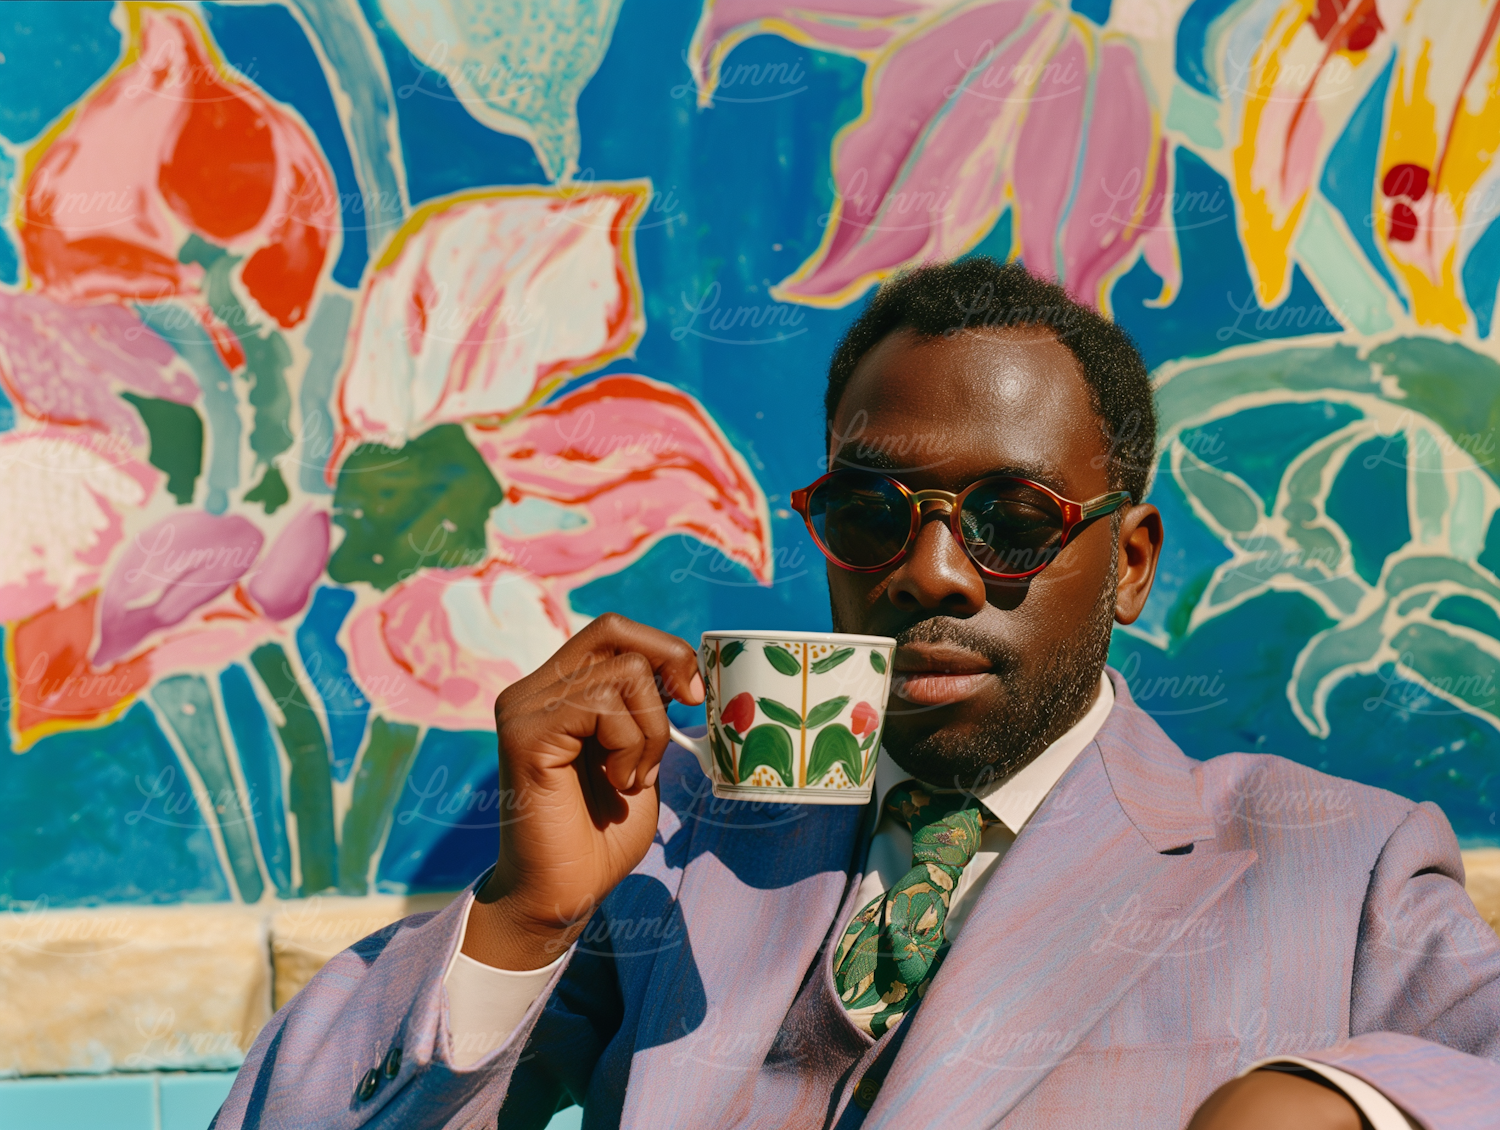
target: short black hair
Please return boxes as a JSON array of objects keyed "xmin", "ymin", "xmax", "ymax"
[{"xmin": 824, "ymin": 258, "xmax": 1157, "ymax": 503}]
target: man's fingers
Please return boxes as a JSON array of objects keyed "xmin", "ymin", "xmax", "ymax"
[
  {"xmin": 516, "ymin": 652, "xmax": 669, "ymax": 793},
  {"xmin": 589, "ymin": 653, "xmax": 671, "ymax": 792},
  {"xmin": 547, "ymin": 614, "xmax": 703, "ymax": 705},
  {"xmin": 614, "ymin": 653, "xmax": 672, "ymax": 791}
]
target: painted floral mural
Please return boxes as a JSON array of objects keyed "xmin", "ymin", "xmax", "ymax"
[{"xmin": 3, "ymin": 0, "xmax": 1500, "ymax": 919}]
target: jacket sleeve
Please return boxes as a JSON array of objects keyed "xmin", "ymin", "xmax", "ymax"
[
  {"xmin": 1300, "ymin": 801, "xmax": 1500, "ymax": 1129},
  {"xmin": 212, "ymin": 881, "xmax": 614, "ymax": 1130}
]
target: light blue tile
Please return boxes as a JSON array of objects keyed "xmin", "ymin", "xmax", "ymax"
[
  {"xmin": 0, "ymin": 1074, "xmax": 156, "ymax": 1130},
  {"xmin": 546, "ymin": 1104, "xmax": 584, "ymax": 1130},
  {"xmin": 160, "ymin": 1072, "xmax": 237, "ymax": 1130}
]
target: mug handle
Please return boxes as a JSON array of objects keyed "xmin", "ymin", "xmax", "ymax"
[{"xmin": 667, "ymin": 724, "xmax": 714, "ymax": 780}]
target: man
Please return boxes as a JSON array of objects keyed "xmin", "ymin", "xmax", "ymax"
[{"xmin": 217, "ymin": 260, "xmax": 1500, "ymax": 1129}]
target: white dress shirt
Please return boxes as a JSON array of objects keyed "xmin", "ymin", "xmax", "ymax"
[{"xmin": 442, "ymin": 672, "xmax": 1416, "ymax": 1125}]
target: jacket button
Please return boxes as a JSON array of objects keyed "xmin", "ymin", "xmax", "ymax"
[
  {"xmin": 383, "ymin": 1047, "xmax": 402, "ymax": 1077},
  {"xmin": 853, "ymin": 1076, "xmax": 881, "ymax": 1110},
  {"xmin": 357, "ymin": 1068, "xmax": 380, "ymax": 1101}
]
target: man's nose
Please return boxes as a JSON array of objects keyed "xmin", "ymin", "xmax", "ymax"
[{"xmin": 884, "ymin": 516, "xmax": 988, "ymax": 614}]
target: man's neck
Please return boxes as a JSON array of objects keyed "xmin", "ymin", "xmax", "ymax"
[{"xmin": 875, "ymin": 670, "xmax": 1114, "ymax": 834}]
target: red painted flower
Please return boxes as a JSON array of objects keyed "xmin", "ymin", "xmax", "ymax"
[
  {"xmin": 20, "ymin": 6, "xmax": 336, "ymax": 329},
  {"xmin": 722, "ymin": 692, "xmax": 755, "ymax": 736},
  {"xmin": 850, "ymin": 700, "xmax": 879, "ymax": 739}
]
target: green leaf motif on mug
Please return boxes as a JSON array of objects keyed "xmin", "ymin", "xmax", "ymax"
[
  {"xmin": 810, "ymin": 647, "xmax": 854, "ymax": 674},
  {"xmin": 738, "ymin": 724, "xmax": 793, "ymax": 785},
  {"xmin": 870, "ymin": 650, "xmax": 887, "ymax": 674},
  {"xmin": 711, "ymin": 727, "xmax": 735, "ymax": 780},
  {"xmin": 720, "ymin": 640, "xmax": 745, "ymax": 667},
  {"xmin": 804, "ymin": 695, "xmax": 849, "ymax": 729},
  {"xmin": 763, "ymin": 644, "xmax": 801, "ymax": 675},
  {"xmin": 757, "ymin": 697, "xmax": 803, "ymax": 728},
  {"xmin": 808, "ymin": 724, "xmax": 861, "ymax": 787}
]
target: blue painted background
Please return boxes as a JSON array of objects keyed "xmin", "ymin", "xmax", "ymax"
[{"xmin": 2, "ymin": 0, "xmax": 1496, "ymax": 912}]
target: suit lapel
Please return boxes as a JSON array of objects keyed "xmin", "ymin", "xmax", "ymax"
[{"xmin": 862, "ymin": 674, "xmax": 1256, "ymax": 1129}]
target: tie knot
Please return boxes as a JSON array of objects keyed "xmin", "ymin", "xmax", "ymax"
[{"xmin": 884, "ymin": 781, "xmax": 988, "ymax": 837}]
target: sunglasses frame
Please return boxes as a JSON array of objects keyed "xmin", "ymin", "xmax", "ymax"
[{"xmin": 790, "ymin": 470, "xmax": 1132, "ymax": 580}]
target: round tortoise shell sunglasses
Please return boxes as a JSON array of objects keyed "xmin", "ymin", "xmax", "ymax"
[{"xmin": 790, "ymin": 469, "xmax": 1132, "ymax": 580}]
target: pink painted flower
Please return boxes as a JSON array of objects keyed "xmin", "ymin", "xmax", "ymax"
[
  {"xmin": 4, "ymin": 500, "xmax": 327, "ymax": 749},
  {"xmin": 19, "ymin": 5, "xmax": 336, "ymax": 328},
  {"xmin": 332, "ymin": 185, "xmax": 648, "ymax": 467},
  {"xmin": 0, "ymin": 294, "xmax": 198, "ymax": 444},
  {"xmin": 721, "ymin": 692, "xmax": 756, "ymax": 735},
  {"xmin": 473, "ymin": 374, "xmax": 769, "ymax": 585},
  {"xmin": 347, "ymin": 562, "xmax": 573, "ymax": 730},
  {"xmin": 84, "ymin": 504, "xmax": 324, "ymax": 670},
  {"xmin": 338, "ymin": 185, "xmax": 773, "ymax": 728},
  {"xmin": 851, "ymin": 700, "xmax": 879, "ymax": 739},
  {"xmin": 689, "ymin": 0, "xmax": 1177, "ymax": 311},
  {"xmin": 0, "ymin": 428, "xmax": 158, "ymax": 624}
]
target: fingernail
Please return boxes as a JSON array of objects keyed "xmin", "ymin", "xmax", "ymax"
[
  {"xmin": 689, "ymin": 673, "xmax": 704, "ymax": 702},
  {"xmin": 644, "ymin": 763, "xmax": 660, "ymax": 788},
  {"xmin": 624, "ymin": 769, "xmax": 637, "ymax": 791}
]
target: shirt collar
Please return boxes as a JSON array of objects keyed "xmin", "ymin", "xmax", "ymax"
[{"xmin": 872, "ymin": 671, "xmax": 1114, "ymax": 835}]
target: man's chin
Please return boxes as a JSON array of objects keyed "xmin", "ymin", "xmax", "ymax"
[{"xmin": 880, "ymin": 695, "xmax": 1018, "ymax": 789}]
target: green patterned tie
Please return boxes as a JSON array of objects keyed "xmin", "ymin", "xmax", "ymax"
[{"xmin": 833, "ymin": 782, "xmax": 988, "ymax": 1037}]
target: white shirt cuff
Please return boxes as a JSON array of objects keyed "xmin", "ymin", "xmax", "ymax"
[
  {"xmin": 1246, "ymin": 1057, "xmax": 1420, "ymax": 1130},
  {"xmin": 442, "ymin": 897, "xmax": 567, "ymax": 1068}
]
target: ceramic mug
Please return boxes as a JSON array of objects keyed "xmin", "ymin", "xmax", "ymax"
[{"xmin": 668, "ymin": 630, "xmax": 896, "ymax": 804}]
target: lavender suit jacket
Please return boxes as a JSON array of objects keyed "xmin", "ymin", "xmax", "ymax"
[{"xmin": 215, "ymin": 669, "xmax": 1500, "ymax": 1129}]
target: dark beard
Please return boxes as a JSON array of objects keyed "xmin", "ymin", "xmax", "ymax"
[{"xmin": 845, "ymin": 567, "xmax": 1118, "ymax": 792}]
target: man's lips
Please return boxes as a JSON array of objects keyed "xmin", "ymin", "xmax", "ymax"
[{"xmin": 891, "ymin": 644, "xmax": 994, "ymax": 706}]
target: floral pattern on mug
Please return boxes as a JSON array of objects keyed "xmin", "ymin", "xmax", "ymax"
[{"xmin": 705, "ymin": 639, "xmax": 890, "ymax": 790}]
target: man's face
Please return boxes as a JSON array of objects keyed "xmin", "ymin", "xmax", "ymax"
[{"xmin": 825, "ymin": 325, "xmax": 1156, "ymax": 787}]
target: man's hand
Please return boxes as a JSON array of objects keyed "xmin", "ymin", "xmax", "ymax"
[
  {"xmin": 461, "ymin": 614, "xmax": 703, "ymax": 971},
  {"xmin": 1187, "ymin": 1071, "xmax": 1365, "ymax": 1130}
]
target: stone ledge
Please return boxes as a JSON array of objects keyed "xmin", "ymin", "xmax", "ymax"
[
  {"xmin": 1465, "ymin": 848, "xmax": 1500, "ymax": 932},
  {"xmin": 0, "ymin": 904, "xmax": 270, "ymax": 1077},
  {"xmin": 3, "ymin": 855, "xmax": 1499, "ymax": 1078},
  {"xmin": 0, "ymin": 893, "xmax": 460, "ymax": 1077},
  {"xmin": 269, "ymin": 892, "xmax": 458, "ymax": 1009}
]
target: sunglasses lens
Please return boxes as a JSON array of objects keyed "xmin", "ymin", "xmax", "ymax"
[
  {"xmin": 808, "ymin": 471, "xmax": 912, "ymax": 568},
  {"xmin": 959, "ymin": 479, "xmax": 1067, "ymax": 576}
]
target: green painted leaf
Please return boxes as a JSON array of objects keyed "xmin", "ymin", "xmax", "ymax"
[
  {"xmin": 724, "ymin": 723, "xmax": 746, "ymax": 744},
  {"xmin": 1178, "ymin": 449, "xmax": 1260, "ymax": 535},
  {"xmin": 763, "ymin": 644, "xmax": 801, "ymax": 675},
  {"xmin": 870, "ymin": 650, "xmax": 887, "ymax": 674},
  {"xmin": 711, "ymin": 727, "xmax": 736, "ymax": 780},
  {"xmin": 122, "ymin": 393, "xmax": 203, "ymax": 505},
  {"xmin": 757, "ymin": 697, "xmax": 803, "ymax": 727},
  {"xmin": 808, "ymin": 723, "xmax": 861, "ymax": 787},
  {"xmin": 181, "ymin": 233, "xmax": 293, "ymax": 464},
  {"xmin": 859, "ymin": 730, "xmax": 878, "ymax": 753},
  {"xmin": 150, "ymin": 675, "xmax": 263, "ymax": 903},
  {"xmin": 738, "ymin": 724, "xmax": 793, "ymax": 785},
  {"xmin": 250, "ymin": 643, "xmax": 338, "ymax": 895},
  {"xmin": 804, "ymin": 695, "xmax": 849, "ymax": 729},
  {"xmin": 1391, "ymin": 622, "xmax": 1500, "ymax": 723},
  {"xmin": 811, "ymin": 647, "xmax": 854, "ymax": 674},
  {"xmin": 328, "ymin": 423, "xmax": 504, "ymax": 590},
  {"xmin": 720, "ymin": 640, "xmax": 746, "ymax": 666},
  {"xmin": 244, "ymin": 463, "xmax": 289, "ymax": 515},
  {"xmin": 339, "ymin": 717, "xmax": 421, "ymax": 895},
  {"xmin": 705, "ymin": 649, "xmax": 718, "ymax": 669}
]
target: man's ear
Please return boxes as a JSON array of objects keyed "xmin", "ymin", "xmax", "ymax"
[{"xmin": 1113, "ymin": 504, "xmax": 1162, "ymax": 625}]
